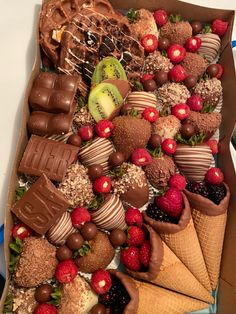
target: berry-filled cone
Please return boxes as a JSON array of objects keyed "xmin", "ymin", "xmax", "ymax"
[
  {"xmin": 184, "ymin": 183, "xmax": 230, "ymax": 290},
  {"xmin": 126, "ymin": 225, "xmax": 213, "ymax": 303},
  {"xmin": 143, "ymin": 194, "xmax": 211, "ymax": 291}
]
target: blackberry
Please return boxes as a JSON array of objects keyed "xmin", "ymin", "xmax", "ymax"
[
  {"xmin": 186, "ymin": 181, "xmax": 209, "ymax": 198},
  {"xmin": 207, "ymin": 183, "xmax": 226, "ymax": 205},
  {"xmin": 146, "ymin": 203, "xmax": 177, "ymax": 224},
  {"xmin": 99, "ymin": 275, "xmax": 131, "ymax": 313}
]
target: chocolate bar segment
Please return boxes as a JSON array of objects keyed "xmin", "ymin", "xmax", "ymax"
[
  {"xmin": 11, "ymin": 174, "xmax": 69, "ymax": 234},
  {"xmin": 18, "ymin": 135, "xmax": 79, "ymax": 181}
]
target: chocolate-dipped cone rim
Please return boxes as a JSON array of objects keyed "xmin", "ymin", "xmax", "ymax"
[
  {"xmin": 126, "ymin": 225, "xmax": 164, "ymax": 281},
  {"xmin": 108, "ymin": 269, "xmax": 139, "ymax": 314},
  {"xmin": 184, "ymin": 182, "xmax": 230, "ymax": 216},
  {"xmin": 143, "ymin": 193, "xmax": 191, "ymax": 234}
]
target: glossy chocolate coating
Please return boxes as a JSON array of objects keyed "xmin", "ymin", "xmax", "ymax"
[
  {"xmin": 91, "ymin": 303, "xmax": 106, "ymax": 314},
  {"xmin": 35, "ymin": 284, "xmax": 53, "ymax": 303},
  {"xmin": 56, "ymin": 245, "xmax": 73, "ymax": 261},
  {"xmin": 158, "ymin": 37, "xmax": 170, "ymax": 51},
  {"xmin": 108, "ymin": 152, "xmax": 125, "ymax": 167},
  {"xmin": 154, "ymin": 71, "xmax": 168, "ymax": 86},
  {"xmin": 66, "ymin": 233, "xmax": 84, "ymax": 250},
  {"xmin": 207, "ymin": 64, "xmax": 219, "ymax": 77},
  {"xmin": 184, "ymin": 75, "xmax": 197, "ymax": 89},
  {"xmin": 87, "ymin": 164, "xmax": 104, "ymax": 180},
  {"xmin": 180, "ymin": 123, "xmax": 195, "ymax": 139},
  {"xmin": 149, "ymin": 134, "xmax": 162, "ymax": 148},
  {"xmin": 191, "ymin": 21, "xmax": 203, "ymax": 34},
  {"xmin": 67, "ymin": 134, "xmax": 82, "ymax": 147},
  {"xmin": 109, "ymin": 229, "xmax": 127, "ymax": 247},
  {"xmin": 81, "ymin": 222, "xmax": 97, "ymax": 240},
  {"xmin": 143, "ymin": 79, "xmax": 157, "ymax": 92}
]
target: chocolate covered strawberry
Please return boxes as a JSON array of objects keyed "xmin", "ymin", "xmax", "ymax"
[
  {"xmin": 127, "ymin": 226, "xmax": 145, "ymax": 247},
  {"xmin": 167, "ymin": 44, "xmax": 186, "ymax": 63},
  {"xmin": 91, "ymin": 269, "xmax": 112, "ymax": 294},
  {"xmin": 131, "ymin": 148, "xmax": 152, "ymax": 166},
  {"xmin": 155, "ymin": 187, "xmax": 183, "ymax": 219},
  {"xmin": 120, "ymin": 246, "xmax": 141, "ymax": 271},
  {"xmin": 141, "ymin": 34, "xmax": 158, "ymax": 53}
]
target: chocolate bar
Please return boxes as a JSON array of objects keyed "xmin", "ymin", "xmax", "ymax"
[
  {"xmin": 11, "ymin": 174, "xmax": 69, "ymax": 234},
  {"xmin": 18, "ymin": 135, "xmax": 79, "ymax": 181}
]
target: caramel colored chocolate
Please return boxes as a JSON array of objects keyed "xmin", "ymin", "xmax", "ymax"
[
  {"xmin": 11, "ymin": 174, "xmax": 69, "ymax": 235},
  {"xmin": 18, "ymin": 135, "xmax": 79, "ymax": 181},
  {"xmin": 29, "ymin": 72, "xmax": 78, "ymax": 113}
]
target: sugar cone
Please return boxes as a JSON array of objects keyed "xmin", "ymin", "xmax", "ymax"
[
  {"xmin": 185, "ymin": 183, "xmax": 230, "ymax": 290},
  {"xmin": 144, "ymin": 194, "xmax": 211, "ymax": 291}
]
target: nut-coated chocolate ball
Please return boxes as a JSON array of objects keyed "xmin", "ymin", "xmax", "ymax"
[
  {"xmin": 149, "ymin": 134, "xmax": 162, "ymax": 148},
  {"xmin": 91, "ymin": 303, "xmax": 106, "ymax": 314},
  {"xmin": 180, "ymin": 123, "xmax": 195, "ymax": 139},
  {"xmin": 56, "ymin": 245, "xmax": 73, "ymax": 261},
  {"xmin": 143, "ymin": 79, "xmax": 157, "ymax": 92},
  {"xmin": 66, "ymin": 233, "xmax": 84, "ymax": 250},
  {"xmin": 108, "ymin": 152, "xmax": 125, "ymax": 167},
  {"xmin": 67, "ymin": 134, "xmax": 82, "ymax": 147},
  {"xmin": 207, "ymin": 64, "xmax": 219, "ymax": 78},
  {"xmin": 35, "ymin": 284, "xmax": 53, "ymax": 303},
  {"xmin": 191, "ymin": 21, "xmax": 203, "ymax": 34},
  {"xmin": 154, "ymin": 70, "xmax": 168, "ymax": 86},
  {"xmin": 87, "ymin": 164, "xmax": 103, "ymax": 180},
  {"xmin": 184, "ymin": 75, "xmax": 197, "ymax": 89},
  {"xmin": 81, "ymin": 222, "xmax": 97, "ymax": 240},
  {"xmin": 109, "ymin": 229, "xmax": 127, "ymax": 247},
  {"xmin": 158, "ymin": 37, "xmax": 171, "ymax": 51}
]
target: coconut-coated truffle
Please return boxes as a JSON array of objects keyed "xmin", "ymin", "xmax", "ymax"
[
  {"xmin": 181, "ymin": 52, "xmax": 208, "ymax": 78},
  {"xmin": 130, "ymin": 9, "xmax": 159, "ymax": 39},
  {"xmin": 143, "ymin": 51, "xmax": 173, "ymax": 74},
  {"xmin": 152, "ymin": 115, "xmax": 181, "ymax": 140},
  {"xmin": 157, "ymin": 82, "xmax": 191, "ymax": 107},
  {"xmin": 193, "ymin": 78, "xmax": 223, "ymax": 106}
]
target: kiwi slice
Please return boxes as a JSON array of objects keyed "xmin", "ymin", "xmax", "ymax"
[
  {"xmin": 88, "ymin": 82, "xmax": 123, "ymax": 122},
  {"xmin": 91, "ymin": 57, "xmax": 127, "ymax": 85}
]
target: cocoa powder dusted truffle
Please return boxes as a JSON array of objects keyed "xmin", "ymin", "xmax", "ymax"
[
  {"xmin": 143, "ymin": 51, "xmax": 173, "ymax": 74},
  {"xmin": 157, "ymin": 82, "xmax": 191, "ymax": 108},
  {"xmin": 152, "ymin": 115, "xmax": 181, "ymax": 140},
  {"xmin": 160, "ymin": 21, "xmax": 192, "ymax": 45},
  {"xmin": 58, "ymin": 164, "xmax": 94, "ymax": 207},
  {"xmin": 193, "ymin": 78, "xmax": 223, "ymax": 106},
  {"xmin": 130, "ymin": 9, "xmax": 159, "ymax": 39},
  {"xmin": 14, "ymin": 237, "xmax": 58, "ymax": 287},
  {"xmin": 13, "ymin": 287, "xmax": 38, "ymax": 314},
  {"xmin": 181, "ymin": 52, "xmax": 208, "ymax": 78}
]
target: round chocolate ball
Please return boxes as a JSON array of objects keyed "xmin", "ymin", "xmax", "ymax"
[
  {"xmin": 66, "ymin": 233, "xmax": 84, "ymax": 250},
  {"xmin": 154, "ymin": 71, "xmax": 168, "ymax": 86},
  {"xmin": 149, "ymin": 134, "xmax": 162, "ymax": 148},
  {"xmin": 56, "ymin": 245, "xmax": 73, "ymax": 261},
  {"xmin": 143, "ymin": 79, "xmax": 157, "ymax": 92},
  {"xmin": 158, "ymin": 37, "xmax": 170, "ymax": 51},
  {"xmin": 180, "ymin": 123, "xmax": 195, "ymax": 139},
  {"xmin": 80, "ymin": 222, "xmax": 97, "ymax": 240},
  {"xmin": 109, "ymin": 152, "xmax": 125, "ymax": 167},
  {"xmin": 91, "ymin": 303, "xmax": 106, "ymax": 314},
  {"xmin": 191, "ymin": 21, "xmax": 203, "ymax": 34},
  {"xmin": 184, "ymin": 75, "xmax": 198, "ymax": 89},
  {"xmin": 35, "ymin": 284, "xmax": 53, "ymax": 303},
  {"xmin": 67, "ymin": 134, "xmax": 82, "ymax": 147},
  {"xmin": 109, "ymin": 229, "xmax": 127, "ymax": 247},
  {"xmin": 87, "ymin": 164, "xmax": 103, "ymax": 180},
  {"xmin": 207, "ymin": 64, "xmax": 219, "ymax": 78}
]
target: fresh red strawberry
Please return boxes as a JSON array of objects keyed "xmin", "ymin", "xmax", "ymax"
[
  {"xmin": 187, "ymin": 95, "xmax": 203, "ymax": 112},
  {"xmin": 167, "ymin": 44, "xmax": 186, "ymax": 63},
  {"xmin": 139, "ymin": 240, "xmax": 151, "ymax": 267},
  {"xmin": 120, "ymin": 246, "xmax": 141, "ymax": 271},
  {"xmin": 205, "ymin": 167, "xmax": 224, "ymax": 185},
  {"xmin": 140, "ymin": 74, "xmax": 154, "ymax": 84},
  {"xmin": 127, "ymin": 226, "xmax": 145, "ymax": 247},
  {"xmin": 155, "ymin": 187, "xmax": 183, "ymax": 219},
  {"xmin": 212, "ymin": 19, "xmax": 228, "ymax": 36},
  {"xmin": 131, "ymin": 148, "xmax": 152, "ymax": 167},
  {"xmin": 34, "ymin": 303, "xmax": 58, "ymax": 314},
  {"xmin": 142, "ymin": 107, "xmax": 159, "ymax": 123},
  {"xmin": 91, "ymin": 269, "xmax": 112, "ymax": 294},
  {"xmin": 95, "ymin": 120, "xmax": 114, "ymax": 138},
  {"xmin": 206, "ymin": 140, "xmax": 218, "ymax": 154},
  {"xmin": 161, "ymin": 139, "xmax": 177, "ymax": 155},
  {"xmin": 78, "ymin": 125, "xmax": 93, "ymax": 141},
  {"xmin": 169, "ymin": 65, "xmax": 187, "ymax": 83},
  {"xmin": 215, "ymin": 64, "xmax": 224, "ymax": 79},
  {"xmin": 141, "ymin": 34, "xmax": 158, "ymax": 53},
  {"xmin": 185, "ymin": 37, "xmax": 201, "ymax": 52},
  {"xmin": 71, "ymin": 207, "xmax": 91, "ymax": 228},
  {"xmin": 93, "ymin": 176, "xmax": 112, "ymax": 193},
  {"xmin": 169, "ymin": 174, "xmax": 187, "ymax": 190},
  {"xmin": 171, "ymin": 103, "xmax": 190, "ymax": 120},
  {"xmin": 125, "ymin": 207, "xmax": 143, "ymax": 226},
  {"xmin": 153, "ymin": 9, "xmax": 168, "ymax": 27},
  {"xmin": 55, "ymin": 259, "xmax": 78, "ymax": 283},
  {"xmin": 12, "ymin": 223, "xmax": 32, "ymax": 240}
]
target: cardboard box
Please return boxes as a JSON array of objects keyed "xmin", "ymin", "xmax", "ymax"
[{"xmin": 1, "ymin": 0, "xmax": 236, "ymax": 313}]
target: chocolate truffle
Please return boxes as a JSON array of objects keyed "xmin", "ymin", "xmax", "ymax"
[
  {"xmin": 181, "ymin": 52, "xmax": 208, "ymax": 78},
  {"xmin": 180, "ymin": 123, "xmax": 195, "ymax": 139},
  {"xmin": 66, "ymin": 233, "xmax": 84, "ymax": 250},
  {"xmin": 109, "ymin": 152, "xmax": 125, "ymax": 167},
  {"xmin": 35, "ymin": 284, "xmax": 53, "ymax": 303},
  {"xmin": 109, "ymin": 229, "xmax": 127, "ymax": 247},
  {"xmin": 124, "ymin": 92, "xmax": 157, "ymax": 114},
  {"xmin": 56, "ymin": 245, "xmax": 73, "ymax": 261},
  {"xmin": 152, "ymin": 115, "xmax": 181, "ymax": 140},
  {"xmin": 67, "ymin": 134, "xmax": 82, "ymax": 147},
  {"xmin": 157, "ymin": 82, "xmax": 191, "ymax": 108},
  {"xmin": 154, "ymin": 71, "xmax": 168, "ymax": 86},
  {"xmin": 112, "ymin": 116, "xmax": 151, "ymax": 160},
  {"xmin": 13, "ymin": 287, "xmax": 38, "ymax": 314},
  {"xmin": 149, "ymin": 134, "xmax": 162, "ymax": 148},
  {"xmin": 191, "ymin": 21, "xmax": 203, "ymax": 34},
  {"xmin": 196, "ymin": 33, "xmax": 221, "ymax": 63},
  {"xmin": 143, "ymin": 51, "xmax": 173, "ymax": 74},
  {"xmin": 14, "ymin": 237, "xmax": 58, "ymax": 287},
  {"xmin": 158, "ymin": 37, "xmax": 170, "ymax": 50},
  {"xmin": 81, "ymin": 222, "xmax": 97, "ymax": 240},
  {"xmin": 207, "ymin": 64, "xmax": 219, "ymax": 77},
  {"xmin": 88, "ymin": 164, "xmax": 104, "ymax": 180},
  {"xmin": 184, "ymin": 75, "xmax": 198, "ymax": 89},
  {"xmin": 193, "ymin": 78, "xmax": 223, "ymax": 106},
  {"xmin": 130, "ymin": 9, "xmax": 159, "ymax": 39},
  {"xmin": 160, "ymin": 21, "xmax": 192, "ymax": 45},
  {"xmin": 143, "ymin": 79, "xmax": 157, "ymax": 92},
  {"xmin": 91, "ymin": 303, "xmax": 106, "ymax": 314}
]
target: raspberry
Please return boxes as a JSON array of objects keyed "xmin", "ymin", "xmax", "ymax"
[
  {"xmin": 93, "ymin": 176, "xmax": 112, "ymax": 193},
  {"xmin": 95, "ymin": 120, "xmax": 114, "ymax": 138},
  {"xmin": 205, "ymin": 167, "xmax": 224, "ymax": 185},
  {"xmin": 141, "ymin": 34, "xmax": 158, "ymax": 53},
  {"xmin": 91, "ymin": 269, "xmax": 112, "ymax": 294},
  {"xmin": 169, "ymin": 174, "xmax": 187, "ymax": 190},
  {"xmin": 212, "ymin": 19, "xmax": 228, "ymax": 36},
  {"xmin": 142, "ymin": 107, "xmax": 159, "ymax": 123},
  {"xmin": 169, "ymin": 65, "xmax": 187, "ymax": 83},
  {"xmin": 12, "ymin": 223, "xmax": 32, "ymax": 240},
  {"xmin": 187, "ymin": 95, "xmax": 203, "ymax": 112},
  {"xmin": 127, "ymin": 226, "xmax": 146, "ymax": 247},
  {"xmin": 71, "ymin": 207, "xmax": 91, "ymax": 228},
  {"xmin": 153, "ymin": 9, "xmax": 168, "ymax": 27},
  {"xmin": 171, "ymin": 103, "xmax": 190, "ymax": 120},
  {"xmin": 55, "ymin": 259, "xmax": 78, "ymax": 283},
  {"xmin": 131, "ymin": 148, "xmax": 152, "ymax": 167},
  {"xmin": 185, "ymin": 37, "xmax": 201, "ymax": 52},
  {"xmin": 34, "ymin": 303, "xmax": 58, "ymax": 314},
  {"xmin": 167, "ymin": 44, "xmax": 186, "ymax": 63},
  {"xmin": 125, "ymin": 207, "xmax": 143, "ymax": 226},
  {"xmin": 161, "ymin": 139, "xmax": 177, "ymax": 155},
  {"xmin": 78, "ymin": 125, "xmax": 93, "ymax": 141}
]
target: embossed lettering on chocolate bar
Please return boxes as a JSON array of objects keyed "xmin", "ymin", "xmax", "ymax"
[
  {"xmin": 18, "ymin": 135, "xmax": 79, "ymax": 181},
  {"xmin": 11, "ymin": 174, "xmax": 69, "ymax": 234}
]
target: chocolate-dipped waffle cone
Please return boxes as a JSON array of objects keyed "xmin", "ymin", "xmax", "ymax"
[
  {"xmin": 127, "ymin": 226, "xmax": 213, "ymax": 303},
  {"xmin": 144, "ymin": 194, "xmax": 211, "ymax": 292},
  {"xmin": 184, "ymin": 183, "xmax": 230, "ymax": 290}
]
